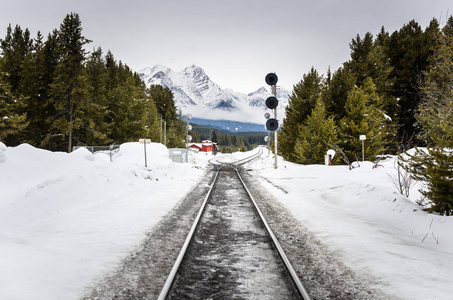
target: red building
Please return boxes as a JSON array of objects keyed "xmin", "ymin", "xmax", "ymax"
[
  {"xmin": 202, "ymin": 140, "xmax": 213, "ymax": 152},
  {"xmin": 188, "ymin": 140, "xmax": 218, "ymax": 153},
  {"xmin": 188, "ymin": 144, "xmax": 202, "ymax": 152}
]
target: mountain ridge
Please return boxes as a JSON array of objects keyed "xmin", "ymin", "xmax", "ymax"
[{"xmin": 138, "ymin": 65, "xmax": 290, "ymax": 124}]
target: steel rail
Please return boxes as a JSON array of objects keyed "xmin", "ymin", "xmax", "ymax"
[
  {"xmin": 157, "ymin": 165, "xmax": 221, "ymax": 300},
  {"xmin": 230, "ymin": 146, "xmax": 264, "ymax": 167},
  {"xmin": 234, "ymin": 158, "xmax": 312, "ymax": 300},
  {"xmin": 158, "ymin": 148, "xmax": 311, "ymax": 299}
]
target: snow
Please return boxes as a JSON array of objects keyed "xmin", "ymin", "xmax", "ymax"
[
  {"xmin": 246, "ymin": 149, "xmax": 453, "ymax": 300},
  {"xmin": 0, "ymin": 142, "xmax": 452, "ymax": 299},
  {"xmin": 0, "ymin": 142, "xmax": 206, "ymax": 300}
]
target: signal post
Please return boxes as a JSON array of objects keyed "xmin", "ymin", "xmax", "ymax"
[{"xmin": 265, "ymin": 73, "xmax": 279, "ymax": 169}]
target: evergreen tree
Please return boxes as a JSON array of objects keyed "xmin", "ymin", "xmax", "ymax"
[
  {"xmin": 0, "ymin": 25, "xmax": 33, "ymax": 145},
  {"xmin": 294, "ymin": 98, "xmax": 338, "ymax": 164},
  {"xmin": 0, "ymin": 60, "xmax": 28, "ymax": 142},
  {"xmin": 280, "ymin": 67, "xmax": 323, "ymax": 162},
  {"xmin": 385, "ymin": 20, "xmax": 431, "ymax": 145},
  {"xmin": 348, "ymin": 31, "xmax": 397, "ymax": 122},
  {"xmin": 149, "ymin": 84, "xmax": 176, "ymax": 121},
  {"xmin": 349, "ymin": 32, "xmax": 374, "ymax": 85},
  {"xmin": 44, "ymin": 13, "xmax": 92, "ymax": 152},
  {"xmin": 418, "ymin": 30, "xmax": 453, "ymax": 146},
  {"xmin": 107, "ymin": 65, "xmax": 147, "ymax": 144},
  {"xmin": 0, "ymin": 24, "xmax": 33, "ymax": 94},
  {"xmin": 211, "ymin": 129, "xmax": 217, "ymax": 143},
  {"xmin": 144, "ymin": 92, "xmax": 160, "ymax": 143},
  {"xmin": 443, "ymin": 15, "xmax": 453, "ymax": 37},
  {"xmin": 339, "ymin": 78, "xmax": 387, "ymax": 161},
  {"xmin": 18, "ymin": 31, "xmax": 52, "ymax": 146},
  {"xmin": 322, "ymin": 65, "xmax": 356, "ymax": 121},
  {"xmin": 403, "ymin": 27, "xmax": 453, "ymax": 215},
  {"xmin": 82, "ymin": 47, "xmax": 110, "ymax": 145},
  {"xmin": 149, "ymin": 84, "xmax": 184, "ymax": 147}
]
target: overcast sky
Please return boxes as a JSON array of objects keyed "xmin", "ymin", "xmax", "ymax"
[{"xmin": 1, "ymin": 0, "xmax": 451, "ymax": 93}]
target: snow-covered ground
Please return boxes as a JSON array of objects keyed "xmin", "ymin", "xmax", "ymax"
[
  {"xmin": 0, "ymin": 142, "xmax": 207, "ymax": 300},
  {"xmin": 246, "ymin": 148, "xmax": 453, "ymax": 300},
  {"xmin": 0, "ymin": 142, "xmax": 452, "ymax": 299}
]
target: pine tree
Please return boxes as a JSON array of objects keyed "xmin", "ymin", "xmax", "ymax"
[
  {"xmin": 0, "ymin": 24, "xmax": 33, "ymax": 145},
  {"xmin": 149, "ymin": 84, "xmax": 177, "ymax": 121},
  {"xmin": 0, "ymin": 24, "xmax": 33, "ymax": 94},
  {"xmin": 385, "ymin": 20, "xmax": 431, "ymax": 145},
  {"xmin": 83, "ymin": 47, "xmax": 110, "ymax": 145},
  {"xmin": 403, "ymin": 26, "xmax": 453, "ymax": 215},
  {"xmin": 279, "ymin": 67, "xmax": 323, "ymax": 162},
  {"xmin": 44, "ymin": 13, "xmax": 92, "ymax": 152},
  {"xmin": 349, "ymin": 31, "xmax": 397, "ymax": 122},
  {"xmin": 149, "ymin": 84, "xmax": 185, "ymax": 147},
  {"xmin": 339, "ymin": 78, "xmax": 387, "ymax": 161},
  {"xmin": 0, "ymin": 60, "xmax": 28, "ymax": 142},
  {"xmin": 418, "ymin": 31, "xmax": 453, "ymax": 146},
  {"xmin": 108, "ymin": 66, "xmax": 147, "ymax": 144},
  {"xmin": 211, "ymin": 130, "xmax": 217, "ymax": 143},
  {"xmin": 294, "ymin": 98, "xmax": 338, "ymax": 164},
  {"xmin": 144, "ymin": 92, "xmax": 160, "ymax": 143},
  {"xmin": 349, "ymin": 32, "xmax": 374, "ymax": 85},
  {"xmin": 322, "ymin": 65, "xmax": 356, "ymax": 121},
  {"xmin": 17, "ymin": 31, "xmax": 53, "ymax": 146}
]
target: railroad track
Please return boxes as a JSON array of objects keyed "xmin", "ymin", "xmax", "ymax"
[{"xmin": 158, "ymin": 148, "xmax": 311, "ymax": 299}]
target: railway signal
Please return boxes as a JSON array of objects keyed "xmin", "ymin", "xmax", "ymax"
[
  {"xmin": 265, "ymin": 96, "xmax": 279, "ymax": 109},
  {"xmin": 265, "ymin": 72, "xmax": 279, "ymax": 169},
  {"xmin": 265, "ymin": 73, "xmax": 278, "ymax": 86},
  {"xmin": 266, "ymin": 118, "xmax": 278, "ymax": 131}
]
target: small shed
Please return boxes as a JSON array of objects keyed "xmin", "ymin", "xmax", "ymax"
[
  {"xmin": 188, "ymin": 143, "xmax": 202, "ymax": 152},
  {"xmin": 169, "ymin": 148, "xmax": 188, "ymax": 163},
  {"xmin": 202, "ymin": 140, "xmax": 213, "ymax": 152}
]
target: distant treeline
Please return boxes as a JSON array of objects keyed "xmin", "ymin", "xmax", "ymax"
[{"xmin": 190, "ymin": 123, "xmax": 266, "ymax": 153}]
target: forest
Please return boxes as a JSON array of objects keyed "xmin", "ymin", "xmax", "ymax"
[
  {"xmin": 0, "ymin": 13, "xmax": 186, "ymax": 152},
  {"xmin": 190, "ymin": 123, "xmax": 267, "ymax": 153},
  {"xmin": 278, "ymin": 16, "xmax": 453, "ymax": 215}
]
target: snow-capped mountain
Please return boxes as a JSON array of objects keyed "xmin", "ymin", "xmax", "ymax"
[{"xmin": 138, "ymin": 65, "xmax": 290, "ymax": 125}]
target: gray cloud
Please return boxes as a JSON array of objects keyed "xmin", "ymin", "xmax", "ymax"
[{"xmin": 1, "ymin": 0, "xmax": 451, "ymax": 93}]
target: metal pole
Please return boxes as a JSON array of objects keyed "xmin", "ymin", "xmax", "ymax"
[
  {"xmin": 362, "ymin": 140, "xmax": 364, "ymax": 162},
  {"xmin": 164, "ymin": 121, "xmax": 167, "ymax": 146},
  {"xmin": 186, "ymin": 118, "xmax": 189, "ymax": 147},
  {"xmin": 272, "ymin": 84, "xmax": 278, "ymax": 169},
  {"xmin": 274, "ymin": 108, "xmax": 278, "ymax": 169},
  {"xmin": 160, "ymin": 115, "xmax": 163, "ymax": 144},
  {"xmin": 267, "ymin": 130, "xmax": 271, "ymax": 155},
  {"xmin": 186, "ymin": 117, "xmax": 189, "ymax": 162},
  {"xmin": 144, "ymin": 139, "xmax": 147, "ymax": 168}
]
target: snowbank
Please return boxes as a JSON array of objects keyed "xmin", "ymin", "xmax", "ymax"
[
  {"xmin": 248, "ymin": 152, "xmax": 453, "ymax": 300},
  {"xmin": 0, "ymin": 142, "xmax": 207, "ymax": 300}
]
